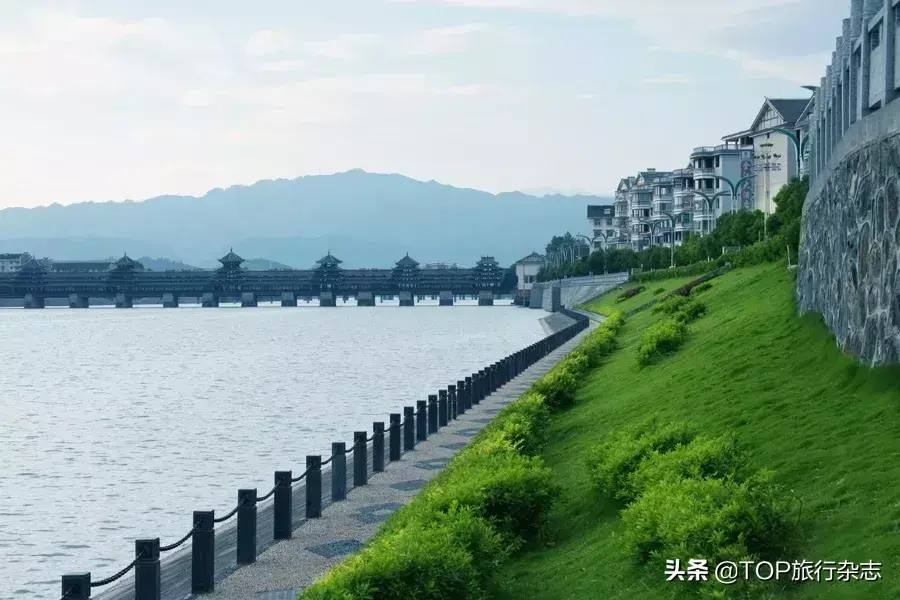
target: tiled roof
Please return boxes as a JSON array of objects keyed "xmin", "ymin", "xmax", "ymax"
[
  {"xmin": 394, "ymin": 253, "xmax": 419, "ymax": 268},
  {"xmin": 515, "ymin": 251, "xmax": 546, "ymax": 264}
]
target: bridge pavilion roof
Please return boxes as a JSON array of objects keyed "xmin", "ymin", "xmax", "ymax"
[
  {"xmin": 219, "ymin": 249, "xmax": 244, "ymax": 265},
  {"xmin": 114, "ymin": 254, "xmax": 144, "ymax": 270},
  {"xmin": 476, "ymin": 256, "xmax": 499, "ymax": 267},
  {"xmin": 315, "ymin": 253, "xmax": 342, "ymax": 267},
  {"xmin": 18, "ymin": 258, "xmax": 46, "ymax": 273},
  {"xmin": 394, "ymin": 253, "xmax": 419, "ymax": 268}
]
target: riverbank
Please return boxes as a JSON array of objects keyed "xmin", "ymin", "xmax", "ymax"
[
  {"xmin": 190, "ymin": 319, "xmax": 598, "ymax": 600},
  {"xmin": 497, "ymin": 264, "xmax": 900, "ymax": 599}
]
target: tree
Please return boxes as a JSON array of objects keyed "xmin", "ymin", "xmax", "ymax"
[
  {"xmin": 545, "ymin": 232, "xmax": 589, "ymax": 260},
  {"xmin": 499, "ymin": 265, "xmax": 518, "ymax": 294}
]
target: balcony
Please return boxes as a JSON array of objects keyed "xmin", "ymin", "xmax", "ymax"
[
  {"xmin": 675, "ymin": 220, "xmax": 692, "ymax": 232},
  {"xmin": 693, "ymin": 167, "xmax": 717, "ymax": 177}
]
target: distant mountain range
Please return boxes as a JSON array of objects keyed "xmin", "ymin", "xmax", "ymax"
[
  {"xmin": 0, "ymin": 170, "xmax": 612, "ymax": 268},
  {"xmin": 135, "ymin": 256, "xmax": 293, "ymax": 271}
]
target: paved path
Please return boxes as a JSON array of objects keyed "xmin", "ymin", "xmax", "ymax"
[{"xmin": 204, "ymin": 323, "xmax": 596, "ymax": 600}]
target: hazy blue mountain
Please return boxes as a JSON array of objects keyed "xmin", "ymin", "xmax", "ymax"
[
  {"xmin": 0, "ymin": 170, "xmax": 611, "ymax": 268},
  {"xmin": 137, "ymin": 257, "xmax": 203, "ymax": 271}
]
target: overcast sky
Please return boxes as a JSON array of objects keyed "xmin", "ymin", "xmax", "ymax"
[{"xmin": 0, "ymin": 0, "xmax": 848, "ymax": 208}]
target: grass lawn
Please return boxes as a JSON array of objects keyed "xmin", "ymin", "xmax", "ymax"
[
  {"xmin": 581, "ymin": 275, "xmax": 698, "ymax": 314},
  {"xmin": 497, "ymin": 264, "xmax": 900, "ymax": 599}
]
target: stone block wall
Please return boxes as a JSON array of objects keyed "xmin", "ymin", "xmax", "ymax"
[{"xmin": 797, "ymin": 100, "xmax": 900, "ymax": 365}]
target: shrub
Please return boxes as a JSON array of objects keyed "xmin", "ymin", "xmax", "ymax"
[
  {"xmin": 616, "ymin": 286, "xmax": 645, "ymax": 302},
  {"xmin": 601, "ymin": 311, "xmax": 625, "ymax": 333},
  {"xmin": 651, "ymin": 295, "xmax": 690, "ymax": 315},
  {"xmin": 586, "ymin": 418, "xmax": 696, "ymax": 502},
  {"xmin": 636, "ymin": 318, "xmax": 688, "ymax": 365},
  {"xmin": 579, "ymin": 330, "xmax": 617, "ymax": 366},
  {"xmin": 625, "ymin": 434, "xmax": 746, "ymax": 500},
  {"xmin": 672, "ymin": 299, "xmax": 707, "ymax": 324},
  {"xmin": 559, "ymin": 350, "xmax": 590, "ymax": 378},
  {"xmin": 482, "ymin": 392, "xmax": 550, "ymax": 456},
  {"xmin": 392, "ymin": 446, "xmax": 560, "ymax": 543},
  {"xmin": 301, "ymin": 506, "xmax": 506, "ymax": 600},
  {"xmin": 532, "ymin": 367, "xmax": 579, "ymax": 410},
  {"xmin": 692, "ymin": 281, "xmax": 712, "ymax": 293},
  {"xmin": 620, "ymin": 471, "xmax": 793, "ymax": 567},
  {"xmin": 653, "ymin": 287, "xmax": 665, "ymax": 295}
]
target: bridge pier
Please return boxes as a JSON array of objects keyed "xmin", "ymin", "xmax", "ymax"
[
  {"xmin": 281, "ymin": 292, "xmax": 297, "ymax": 307},
  {"xmin": 357, "ymin": 291, "xmax": 375, "ymax": 307},
  {"xmin": 241, "ymin": 292, "xmax": 258, "ymax": 308},
  {"xmin": 319, "ymin": 291, "xmax": 336, "ymax": 307},
  {"xmin": 161, "ymin": 293, "xmax": 179, "ymax": 308},
  {"xmin": 399, "ymin": 291, "xmax": 415, "ymax": 307},
  {"xmin": 115, "ymin": 293, "xmax": 133, "ymax": 309},
  {"xmin": 478, "ymin": 291, "xmax": 494, "ymax": 306},
  {"xmin": 24, "ymin": 293, "xmax": 44, "ymax": 309},
  {"xmin": 439, "ymin": 291, "xmax": 454, "ymax": 306},
  {"xmin": 201, "ymin": 293, "xmax": 219, "ymax": 308},
  {"xmin": 69, "ymin": 294, "xmax": 89, "ymax": 309}
]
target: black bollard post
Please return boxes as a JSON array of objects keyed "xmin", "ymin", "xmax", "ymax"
[
  {"xmin": 354, "ymin": 432, "xmax": 368, "ymax": 486},
  {"xmin": 273, "ymin": 471, "xmax": 292, "ymax": 540},
  {"xmin": 450, "ymin": 384, "xmax": 461, "ymax": 416},
  {"xmin": 237, "ymin": 489, "xmax": 257, "ymax": 565},
  {"xmin": 134, "ymin": 538, "xmax": 160, "ymax": 600},
  {"xmin": 61, "ymin": 573, "xmax": 91, "ymax": 600},
  {"xmin": 332, "ymin": 442, "xmax": 347, "ymax": 501},
  {"xmin": 438, "ymin": 390, "xmax": 448, "ymax": 426},
  {"xmin": 306, "ymin": 456, "xmax": 322, "ymax": 518},
  {"xmin": 416, "ymin": 400, "xmax": 427, "ymax": 441},
  {"xmin": 457, "ymin": 380, "xmax": 468, "ymax": 411},
  {"xmin": 404, "ymin": 406, "xmax": 415, "ymax": 450},
  {"xmin": 428, "ymin": 395, "xmax": 438, "ymax": 433},
  {"xmin": 450, "ymin": 385, "xmax": 458, "ymax": 419},
  {"xmin": 474, "ymin": 371, "xmax": 483, "ymax": 404},
  {"xmin": 373, "ymin": 422, "xmax": 385, "ymax": 472},
  {"xmin": 191, "ymin": 510, "xmax": 215, "ymax": 594},
  {"xmin": 389, "ymin": 414, "xmax": 401, "ymax": 461},
  {"xmin": 464, "ymin": 377, "xmax": 473, "ymax": 409}
]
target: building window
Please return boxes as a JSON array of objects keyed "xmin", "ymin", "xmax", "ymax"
[
  {"xmin": 606, "ymin": 218, "xmax": 613, "ymax": 225},
  {"xmin": 715, "ymin": 198, "xmax": 721, "ymax": 209},
  {"xmin": 715, "ymin": 156, "xmax": 720, "ymax": 168},
  {"xmin": 524, "ymin": 275, "xmax": 535, "ymax": 284},
  {"xmin": 870, "ymin": 22, "xmax": 881, "ymax": 50}
]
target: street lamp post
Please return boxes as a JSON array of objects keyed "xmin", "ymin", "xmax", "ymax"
[
  {"xmin": 753, "ymin": 142, "xmax": 783, "ymax": 240},
  {"xmin": 692, "ymin": 190, "xmax": 730, "ymax": 234},
  {"xmin": 714, "ymin": 174, "xmax": 757, "ymax": 214},
  {"xmin": 575, "ymin": 233, "xmax": 608, "ymax": 274}
]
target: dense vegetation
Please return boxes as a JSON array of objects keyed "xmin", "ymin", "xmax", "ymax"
[
  {"xmin": 539, "ymin": 177, "xmax": 808, "ymax": 281},
  {"xmin": 497, "ymin": 264, "xmax": 900, "ymax": 599}
]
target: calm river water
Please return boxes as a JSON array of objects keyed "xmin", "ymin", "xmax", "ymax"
[{"xmin": 0, "ymin": 299, "xmax": 545, "ymax": 599}]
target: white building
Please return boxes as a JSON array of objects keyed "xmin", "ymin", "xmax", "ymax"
[
  {"xmin": 585, "ymin": 204, "xmax": 616, "ymax": 249},
  {"xmin": 0, "ymin": 253, "xmax": 25, "ymax": 273},
  {"xmin": 688, "ymin": 143, "xmax": 756, "ymax": 233},
  {"xmin": 514, "ymin": 251, "xmax": 547, "ymax": 305},
  {"xmin": 722, "ymin": 97, "xmax": 811, "ymax": 216}
]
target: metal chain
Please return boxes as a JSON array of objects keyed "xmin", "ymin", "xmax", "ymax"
[
  {"xmin": 213, "ymin": 497, "xmax": 246, "ymax": 524},
  {"xmin": 321, "ymin": 454, "xmax": 335, "ymax": 467},
  {"xmin": 90, "ymin": 550, "xmax": 145, "ymax": 587},
  {"xmin": 160, "ymin": 524, "xmax": 199, "ymax": 552},
  {"xmin": 291, "ymin": 468, "xmax": 309, "ymax": 483}
]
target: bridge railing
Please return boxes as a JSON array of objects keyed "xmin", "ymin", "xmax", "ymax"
[{"xmin": 56, "ymin": 313, "xmax": 591, "ymax": 600}]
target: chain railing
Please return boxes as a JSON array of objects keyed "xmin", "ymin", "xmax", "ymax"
[{"xmin": 56, "ymin": 314, "xmax": 591, "ymax": 600}]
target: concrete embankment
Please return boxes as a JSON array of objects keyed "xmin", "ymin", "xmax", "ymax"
[{"xmin": 529, "ymin": 273, "xmax": 629, "ymax": 312}]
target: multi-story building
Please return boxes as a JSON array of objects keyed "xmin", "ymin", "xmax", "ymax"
[
  {"xmin": 722, "ymin": 97, "xmax": 811, "ymax": 217},
  {"xmin": 612, "ymin": 177, "xmax": 635, "ymax": 249},
  {"xmin": 671, "ymin": 167, "xmax": 695, "ymax": 244},
  {"xmin": 688, "ymin": 143, "xmax": 755, "ymax": 233},
  {"xmin": 585, "ymin": 203, "xmax": 616, "ymax": 249},
  {"xmin": 513, "ymin": 251, "xmax": 547, "ymax": 304},
  {"xmin": 0, "ymin": 253, "xmax": 25, "ymax": 273}
]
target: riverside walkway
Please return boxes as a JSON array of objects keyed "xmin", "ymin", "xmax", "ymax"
[{"xmin": 203, "ymin": 315, "xmax": 598, "ymax": 600}]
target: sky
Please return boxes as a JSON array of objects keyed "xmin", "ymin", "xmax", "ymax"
[{"xmin": 0, "ymin": 0, "xmax": 850, "ymax": 208}]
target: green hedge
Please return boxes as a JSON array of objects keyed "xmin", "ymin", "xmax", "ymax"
[
  {"xmin": 300, "ymin": 313, "xmax": 627, "ymax": 600},
  {"xmin": 637, "ymin": 318, "xmax": 688, "ymax": 365}
]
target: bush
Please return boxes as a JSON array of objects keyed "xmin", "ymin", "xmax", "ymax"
[
  {"xmin": 625, "ymin": 434, "xmax": 746, "ymax": 500},
  {"xmin": 586, "ymin": 418, "xmax": 696, "ymax": 502},
  {"xmin": 481, "ymin": 392, "xmax": 550, "ymax": 456},
  {"xmin": 672, "ymin": 299, "xmax": 707, "ymax": 324},
  {"xmin": 651, "ymin": 295, "xmax": 690, "ymax": 315},
  {"xmin": 653, "ymin": 287, "xmax": 665, "ymax": 295},
  {"xmin": 532, "ymin": 366, "xmax": 579, "ymax": 410},
  {"xmin": 559, "ymin": 350, "xmax": 590, "ymax": 378},
  {"xmin": 620, "ymin": 471, "xmax": 794, "ymax": 567},
  {"xmin": 616, "ymin": 286, "xmax": 645, "ymax": 302},
  {"xmin": 302, "ymin": 506, "xmax": 506, "ymax": 600},
  {"xmin": 692, "ymin": 281, "xmax": 712, "ymax": 293},
  {"xmin": 579, "ymin": 329, "xmax": 617, "ymax": 366},
  {"xmin": 637, "ymin": 318, "xmax": 688, "ymax": 365}
]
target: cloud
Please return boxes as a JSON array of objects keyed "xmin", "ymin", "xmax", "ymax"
[
  {"xmin": 182, "ymin": 89, "xmax": 213, "ymax": 107},
  {"xmin": 258, "ymin": 59, "xmax": 305, "ymax": 72},
  {"xmin": 302, "ymin": 34, "xmax": 383, "ymax": 60},
  {"xmin": 402, "ymin": 22, "xmax": 489, "ymax": 55},
  {"xmin": 244, "ymin": 29, "xmax": 293, "ymax": 56},
  {"xmin": 388, "ymin": 0, "xmax": 833, "ymax": 83},
  {"xmin": 641, "ymin": 74, "xmax": 692, "ymax": 84}
]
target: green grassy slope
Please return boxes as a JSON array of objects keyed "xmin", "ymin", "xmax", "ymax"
[
  {"xmin": 580, "ymin": 276, "xmax": 698, "ymax": 314},
  {"xmin": 498, "ymin": 264, "xmax": 900, "ymax": 599}
]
